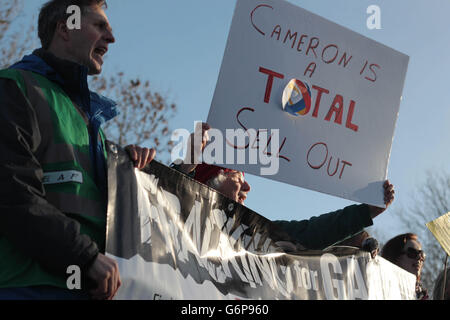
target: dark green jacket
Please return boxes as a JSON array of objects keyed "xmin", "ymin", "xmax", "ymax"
[
  {"xmin": 0, "ymin": 50, "xmax": 117, "ymax": 288},
  {"xmin": 170, "ymin": 163, "xmax": 374, "ymax": 251},
  {"xmin": 273, "ymin": 204, "xmax": 373, "ymax": 250}
]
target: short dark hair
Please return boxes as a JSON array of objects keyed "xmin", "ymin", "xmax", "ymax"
[{"xmin": 38, "ymin": 0, "xmax": 107, "ymax": 49}]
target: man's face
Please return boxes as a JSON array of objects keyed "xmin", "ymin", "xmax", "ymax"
[
  {"xmin": 215, "ymin": 171, "xmax": 251, "ymax": 205},
  {"xmin": 66, "ymin": 5, "xmax": 115, "ymax": 74}
]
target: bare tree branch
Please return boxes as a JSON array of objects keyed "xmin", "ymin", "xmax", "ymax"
[
  {"xmin": 90, "ymin": 73, "xmax": 177, "ymax": 164},
  {"xmin": 0, "ymin": 0, "xmax": 37, "ymax": 69}
]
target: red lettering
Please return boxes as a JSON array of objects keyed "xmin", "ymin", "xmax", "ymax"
[
  {"xmin": 236, "ymin": 107, "xmax": 254, "ymax": 133},
  {"xmin": 338, "ymin": 52, "xmax": 352, "ymax": 68},
  {"xmin": 327, "ymin": 156, "xmax": 339, "ymax": 177},
  {"xmin": 236, "ymin": 108, "xmax": 290, "ymax": 161},
  {"xmin": 252, "ymin": 130, "xmax": 290, "ymax": 161},
  {"xmin": 365, "ymin": 63, "xmax": 380, "ymax": 82},
  {"xmin": 277, "ymin": 137, "xmax": 290, "ymax": 162},
  {"xmin": 307, "ymin": 142, "xmax": 353, "ymax": 179},
  {"xmin": 311, "ymin": 85, "xmax": 330, "ymax": 118},
  {"xmin": 304, "ymin": 62, "xmax": 316, "ymax": 78},
  {"xmin": 339, "ymin": 160, "xmax": 352, "ymax": 179},
  {"xmin": 293, "ymin": 79, "xmax": 312, "ymax": 115},
  {"xmin": 307, "ymin": 142, "xmax": 328, "ymax": 169},
  {"xmin": 251, "ymin": 129, "xmax": 266, "ymax": 150},
  {"xmin": 345, "ymin": 100, "xmax": 359, "ymax": 132},
  {"xmin": 261, "ymin": 131, "xmax": 272, "ymax": 155},
  {"xmin": 283, "ymin": 30, "xmax": 298, "ymax": 49},
  {"xmin": 296, "ymin": 34, "xmax": 308, "ymax": 52},
  {"xmin": 230, "ymin": 107, "xmax": 253, "ymax": 149},
  {"xmin": 271, "ymin": 25, "xmax": 281, "ymax": 40},
  {"xmin": 255, "ymin": 69, "xmax": 359, "ymax": 132},
  {"xmin": 306, "ymin": 37, "xmax": 319, "ymax": 58},
  {"xmin": 324, "ymin": 95, "xmax": 344, "ymax": 125},
  {"xmin": 321, "ymin": 44, "xmax": 339, "ymax": 64},
  {"xmin": 250, "ymin": 4, "xmax": 273, "ymax": 36},
  {"xmin": 259, "ymin": 67, "xmax": 284, "ymax": 103},
  {"xmin": 360, "ymin": 60, "xmax": 368, "ymax": 75}
]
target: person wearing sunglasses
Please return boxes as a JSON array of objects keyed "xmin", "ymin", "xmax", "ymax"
[{"xmin": 380, "ymin": 233, "xmax": 428, "ymax": 299}]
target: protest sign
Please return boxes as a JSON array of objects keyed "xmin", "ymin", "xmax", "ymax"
[
  {"xmin": 206, "ymin": 0, "xmax": 409, "ymax": 206},
  {"xmin": 105, "ymin": 142, "xmax": 415, "ymax": 300},
  {"xmin": 426, "ymin": 212, "xmax": 450, "ymax": 256}
]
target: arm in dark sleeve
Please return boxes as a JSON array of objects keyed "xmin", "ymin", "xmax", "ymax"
[
  {"xmin": 0, "ymin": 78, "xmax": 98, "ymax": 276},
  {"xmin": 170, "ymin": 162, "xmax": 196, "ymax": 178},
  {"xmin": 272, "ymin": 204, "xmax": 373, "ymax": 250}
]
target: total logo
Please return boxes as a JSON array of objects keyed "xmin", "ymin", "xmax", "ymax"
[{"xmin": 282, "ymin": 78, "xmax": 311, "ymax": 116}]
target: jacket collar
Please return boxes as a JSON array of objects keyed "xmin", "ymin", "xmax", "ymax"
[
  {"xmin": 10, "ymin": 48, "xmax": 84, "ymax": 94},
  {"xmin": 10, "ymin": 48, "xmax": 118, "ymax": 123}
]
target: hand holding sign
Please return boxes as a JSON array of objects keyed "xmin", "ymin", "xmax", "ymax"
[
  {"xmin": 176, "ymin": 122, "xmax": 211, "ymax": 174},
  {"xmin": 368, "ymin": 180, "xmax": 395, "ymax": 217},
  {"xmin": 207, "ymin": 0, "xmax": 409, "ymax": 207}
]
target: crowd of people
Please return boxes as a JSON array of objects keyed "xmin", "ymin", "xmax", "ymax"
[{"xmin": 0, "ymin": 0, "xmax": 447, "ymax": 300}]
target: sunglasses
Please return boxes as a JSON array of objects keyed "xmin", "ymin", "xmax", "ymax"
[{"xmin": 402, "ymin": 247, "xmax": 426, "ymax": 260}]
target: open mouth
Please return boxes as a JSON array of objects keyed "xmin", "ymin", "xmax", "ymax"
[
  {"xmin": 93, "ymin": 47, "xmax": 107, "ymax": 63},
  {"xmin": 94, "ymin": 47, "xmax": 107, "ymax": 56}
]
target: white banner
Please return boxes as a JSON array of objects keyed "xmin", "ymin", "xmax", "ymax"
[{"xmin": 105, "ymin": 143, "xmax": 416, "ymax": 300}]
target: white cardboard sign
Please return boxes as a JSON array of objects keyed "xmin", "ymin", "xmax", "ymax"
[{"xmin": 207, "ymin": 0, "xmax": 409, "ymax": 207}]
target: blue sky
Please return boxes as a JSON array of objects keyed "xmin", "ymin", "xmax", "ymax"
[{"xmin": 23, "ymin": 0, "xmax": 450, "ymax": 240}]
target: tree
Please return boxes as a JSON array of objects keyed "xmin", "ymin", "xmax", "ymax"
[
  {"xmin": 90, "ymin": 73, "xmax": 177, "ymax": 164},
  {"xmin": 388, "ymin": 170, "xmax": 449, "ymax": 294},
  {"xmin": 1, "ymin": 0, "xmax": 177, "ymax": 163},
  {"xmin": 0, "ymin": 0, "xmax": 37, "ymax": 69}
]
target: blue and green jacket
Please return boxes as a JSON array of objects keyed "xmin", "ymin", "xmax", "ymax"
[{"xmin": 0, "ymin": 49, "xmax": 117, "ymax": 289}]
